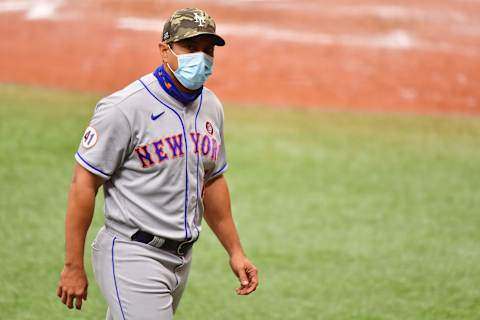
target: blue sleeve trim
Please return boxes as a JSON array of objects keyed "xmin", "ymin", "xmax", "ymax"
[
  {"xmin": 210, "ymin": 163, "xmax": 228, "ymax": 179},
  {"xmin": 75, "ymin": 152, "xmax": 111, "ymax": 178}
]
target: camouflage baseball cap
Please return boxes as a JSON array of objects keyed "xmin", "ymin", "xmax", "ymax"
[{"xmin": 162, "ymin": 8, "xmax": 225, "ymax": 46}]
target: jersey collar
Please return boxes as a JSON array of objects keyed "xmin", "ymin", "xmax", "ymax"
[{"xmin": 154, "ymin": 65, "xmax": 203, "ymax": 106}]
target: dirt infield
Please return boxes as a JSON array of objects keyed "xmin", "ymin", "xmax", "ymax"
[{"xmin": 1, "ymin": 0, "xmax": 479, "ymax": 115}]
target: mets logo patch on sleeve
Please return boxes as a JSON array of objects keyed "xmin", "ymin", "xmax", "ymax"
[
  {"xmin": 82, "ymin": 126, "xmax": 98, "ymax": 149},
  {"xmin": 206, "ymin": 121, "xmax": 214, "ymax": 135}
]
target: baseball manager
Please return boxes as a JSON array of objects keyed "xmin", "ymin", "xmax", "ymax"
[{"xmin": 56, "ymin": 8, "xmax": 258, "ymax": 319}]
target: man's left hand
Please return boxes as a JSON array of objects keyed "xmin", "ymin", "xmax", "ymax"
[{"xmin": 229, "ymin": 254, "xmax": 258, "ymax": 295}]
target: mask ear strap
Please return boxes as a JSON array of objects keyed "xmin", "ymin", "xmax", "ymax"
[
  {"xmin": 166, "ymin": 43, "xmax": 178, "ymax": 73},
  {"xmin": 166, "ymin": 61, "xmax": 176, "ymax": 74},
  {"xmin": 168, "ymin": 44, "xmax": 178, "ymax": 57}
]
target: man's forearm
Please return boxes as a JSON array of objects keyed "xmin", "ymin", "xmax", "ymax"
[
  {"xmin": 203, "ymin": 175, "xmax": 244, "ymax": 257},
  {"xmin": 57, "ymin": 164, "xmax": 103, "ymax": 310},
  {"xmin": 203, "ymin": 175, "xmax": 258, "ymax": 295},
  {"xmin": 206, "ymin": 209, "xmax": 245, "ymax": 257},
  {"xmin": 64, "ymin": 166, "xmax": 101, "ymax": 268}
]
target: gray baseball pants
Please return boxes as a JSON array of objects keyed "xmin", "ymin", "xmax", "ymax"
[{"xmin": 91, "ymin": 226, "xmax": 192, "ymax": 320}]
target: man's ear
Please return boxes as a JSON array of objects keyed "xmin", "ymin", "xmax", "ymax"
[{"xmin": 158, "ymin": 42, "xmax": 169, "ymax": 63}]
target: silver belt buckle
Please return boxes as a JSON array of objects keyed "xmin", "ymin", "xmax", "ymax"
[{"xmin": 148, "ymin": 236, "xmax": 166, "ymax": 249}]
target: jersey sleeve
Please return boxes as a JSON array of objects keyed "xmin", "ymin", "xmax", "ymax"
[
  {"xmin": 75, "ymin": 99, "xmax": 131, "ymax": 180},
  {"xmin": 206, "ymin": 106, "xmax": 228, "ymax": 181}
]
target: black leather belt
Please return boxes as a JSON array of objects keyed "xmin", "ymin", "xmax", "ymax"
[{"xmin": 131, "ymin": 230, "xmax": 195, "ymax": 256}]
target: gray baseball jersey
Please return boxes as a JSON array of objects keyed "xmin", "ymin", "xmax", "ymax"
[{"xmin": 76, "ymin": 73, "xmax": 228, "ymax": 242}]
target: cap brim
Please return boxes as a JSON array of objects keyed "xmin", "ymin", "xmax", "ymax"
[{"xmin": 182, "ymin": 32, "xmax": 226, "ymax": 46}]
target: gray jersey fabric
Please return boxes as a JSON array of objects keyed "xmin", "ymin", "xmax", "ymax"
[{"xmin": 76, "ymin": 73, "xmax": 228, "ymax": 241}]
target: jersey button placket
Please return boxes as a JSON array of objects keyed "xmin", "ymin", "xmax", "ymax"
[
  {"xmin": 182, "ymin": 108, "xmax": 194, "ymax": 240},
  {"xmin": 187, "ymin": 107, "xmax": 199, "ymax": 239},
  {"xmin": 176, "ymin": 107, "xmax": 187, "ymax": 239}
]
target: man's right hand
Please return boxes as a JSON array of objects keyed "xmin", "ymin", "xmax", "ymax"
[
  {"xmin": 56, "ymin": 265, "xmax": 88, "ymax": 310},
  {"xmin": 57, "ymin": 164, "xmax": 102, "ymax": 310}
]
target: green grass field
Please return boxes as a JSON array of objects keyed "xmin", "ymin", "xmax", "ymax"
[{"xmin": 1, "ymin": 83, "xmax": 480, "ymax": 319}]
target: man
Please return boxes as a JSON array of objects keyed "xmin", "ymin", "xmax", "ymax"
[{"xmin": 56, "ymin": 8, "xmax": 258, "ymax": 319}]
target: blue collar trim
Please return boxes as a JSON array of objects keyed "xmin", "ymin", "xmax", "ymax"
[{"xmin": 153, "ymin": 65, "xmax": 202, "ymax": 105}]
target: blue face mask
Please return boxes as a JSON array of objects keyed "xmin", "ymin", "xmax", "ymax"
[{"xmin": 167, "ymin": 47, "xmax": 214, "ymax": 90}]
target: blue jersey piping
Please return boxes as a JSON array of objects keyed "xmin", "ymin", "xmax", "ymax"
[
  {"xmin": 211, "ymin": 163, "xmax": 228, "ymax": 178},
  {"xmin": 193, "ymin": 94, "xmax": 203, "ymax": 239},
  {"xmin": 75, "ymin": 152, "xmax": 111, "ymax": 177},
  {"xmin": 111, "ymin": 237, "xmax": 127, "ymax": 320}
]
